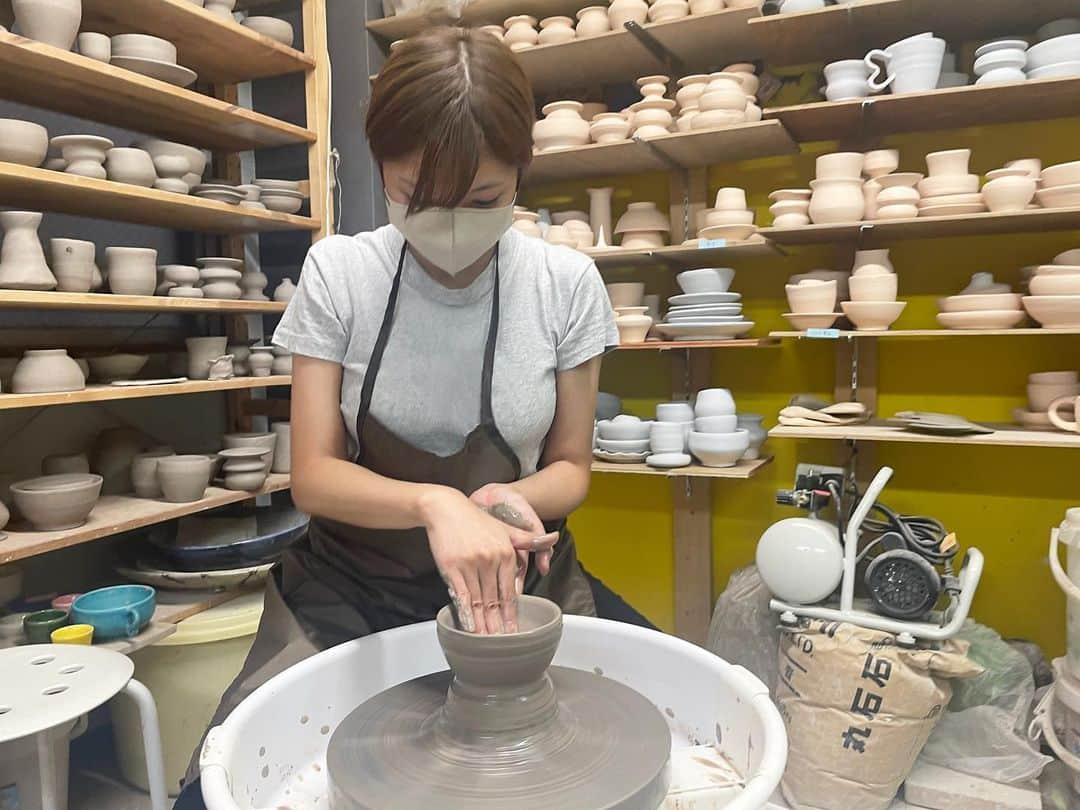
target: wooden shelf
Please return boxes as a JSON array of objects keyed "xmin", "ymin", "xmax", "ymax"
[
  {"xmin": 0, "ymin": 375, "xmax": 291, "ymax": 411},
  {"xmin": 760, "ymin": 206, "xmax": 1080, "ymax": 246},
  {"xmin": 0, "ymin": 32, "xmax": 314, "ymax": 151},
  {"xmin": 772, "ymin": 328, "xmax": 1080, "ymax": 339},
  {"xmin": 0, "ymin": 290, "xmax": 288, "ymax": 314},
  {"xmin": 0, "ymin": 163, "xmax": 319, "ymax": 234},
  {"xmin": 592, "ymin": 456, "xmax": 772, "ymax": 478},
  {"xmin": 0, "ymin": 474, "xmax": 291, "ymax": 564},
  {"xmin": 515, "ymin": 7, "xmax": 761, "ymax": 95},
  {"xmin": 153, "ymin": 588, "xmax": 256, "ymax": 625},
  {"xmin": 585, "ymin": 237, "xmax": 780, "ymax": 269},
  {"xmin": 526, "ymin": 121, "xmax": 797, "ymax": 185},
  {"xmin": 765, "ymin": 76, "xmax": 1080, "ymax": 144},
  {"xmin": 81, "ymin": 0, "xmax": 313, "ymax": 83},
  {"xmin": 100, "ymin": 621, "xmax": 176, "ymax": 654},
  {"xmin": 750, "ymin": 0, "xmax": 1080, "ymax": 65},
  {"xmin": 616, "ymin": 337, "xmax": 778, "ymax": 350},
  {"xmin": 769, "ymin": 421, "xmax": 1080, "ymax": 449},
  {"xmin": 367, "ymin": 0, "xmax": 587, "ymax": 43}
]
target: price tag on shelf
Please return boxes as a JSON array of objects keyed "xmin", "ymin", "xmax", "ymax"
[
  {"xmin": 805, "ymin": 328, "xmax": 841, "ymax": 339},
  {"xmin": 698, "ymin": 238, "xmax": 727, "ymax": 249}
]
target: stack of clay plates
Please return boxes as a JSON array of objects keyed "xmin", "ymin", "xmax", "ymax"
[
  {"xmin": 254, "ymin": 179, "xmax": 305, "ymax": 214},
  {"xmin": 192, "ymin": 182, "xmax": 245, "ymax": 205},
  {"xmin": 654, "ymin": 291, "xmax": 754, "ymax": 341},
  {"xmin": 887, "ymin": 411, "xmax": 994, "ymax": 435},
  {"xmin": 109, "ymin": 33, "xmax": 197, "ymax": 87}
]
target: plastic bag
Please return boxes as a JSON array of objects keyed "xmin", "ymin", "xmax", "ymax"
[
  {"xmin": 706, "ymin": 565, "xmax": 779, "ymax": 692},
  {"xmin": 917, "ymin": 620, "xmax": 1052, "ymax": 784}
]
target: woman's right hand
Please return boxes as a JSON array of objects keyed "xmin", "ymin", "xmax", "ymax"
[{"xmin": 419, "ymin": 487, "xmax": 558, "ymax": 635}]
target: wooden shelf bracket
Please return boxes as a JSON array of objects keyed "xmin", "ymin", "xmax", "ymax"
[{"xmin": 624, "ymin": 20, "xmax": 687, "ymax": 77}]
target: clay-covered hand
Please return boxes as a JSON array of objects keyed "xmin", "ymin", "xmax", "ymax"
[
  {"xmin": 421, "ymin": 487, "xmax": 558, "ymax": 635},
  {"xmin": 470, "ymin": 482, "xmax": 556, "ymax": 593}
]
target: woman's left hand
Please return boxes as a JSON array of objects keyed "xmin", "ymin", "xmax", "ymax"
[{"xmin": 470, "ymin": 483, "xmax": 555, "ymax": 594}]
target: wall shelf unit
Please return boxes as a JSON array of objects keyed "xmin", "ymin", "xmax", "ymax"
[
  {"xmin": 0, "ymin": 291, "xmax": 288, "ymax": 314},
  {"xmin": 617, "ymin": 338, "xmax": 778, "ymax": 350},
  {"xmin": 0, "ymin": 377, "xmax": 291, "ymax": 411},
  {"xmin": 585, "ymin": 238, "xmax": 780, "ymax": 269},
  {"xmin": 771, "ymin": 328, "xmax": 1080, "ymax": 339},
  {"xmin": 0, "ymin": 32, "xmax": 315, "ymax": 151},
  {"xmin": 769, "ymin": 422, "xmax": 1080, "ymax": 450},
  {"xmin": 592, "ymin": 457, "xmax": 772, "ymax": 479},
  {"xmin": 0, "ymin": 475, "xmax": 291, "ymax": 564}
]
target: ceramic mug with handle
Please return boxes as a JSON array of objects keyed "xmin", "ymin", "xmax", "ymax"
[
  {"xmin": 864, "ymin": 34, "xmax": 946, "ymax": 94},
  {"xmin": 1048, "ymin": 395, "xmax": 1080, "ymax": 432}
]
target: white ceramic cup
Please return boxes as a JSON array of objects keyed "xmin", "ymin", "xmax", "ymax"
[
  {"xmin": 656, "ymin": 401, "xmax": 695, "ymax": 422},
  {"xmin": 713, "ymin": 187, "xmax": 748, "ymax": 211},
  {"xmin": 1048, "ymin": 395, "xmax": 1079, "ymax": 433},
  {"xmin": 865, "ymin": 36, "xmax": 946, "ymax": 94},
  {"xmin": 695, "ymin": 414, "xmax": 738, "ymax": 433},
  {"xmin": 650, "ymin": 422, "xmax": 686, "ymax": 454},
  {"xmin": 695, "ymin": 388, "xmax": 736, "ymax": 416}
]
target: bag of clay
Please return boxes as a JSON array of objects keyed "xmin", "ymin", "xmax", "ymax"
[
  {"xmin": 918, "ymin": 620, "xmax": 1052, "ymax": 784},
  {"xmin": 706, "ymin": 565, "xmax": 779, "ymax": 691},
  {"xmin": 776, "ymin": 618, "xmax": 983, "ymax": 810}
]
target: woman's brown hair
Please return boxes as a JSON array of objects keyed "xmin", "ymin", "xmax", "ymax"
[{"xmin": 366, "ymin": 27, "xmax": 535, "ymax": 213}]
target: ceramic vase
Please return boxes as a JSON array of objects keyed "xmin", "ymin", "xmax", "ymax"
[
  {"xmin": 248, "ymin": 347, "xmax": 273, "ymax": 377},
  {"xmin": 271, "ymin": 348, "xmax": 292, "ymax": 375},
  {"xmin": 273, "ymin": 278, "xmax": 297, "ymax": 302},
  {"xmin": 533, "ymin": 101, "xmax": 591, "ymax": 151},
  {"xmin": 586, "ymin": 188, "xmax": 614, "ymax": 250},
  {"xmin": 631, "ymin": 100, "xmax": 676, "ymax": 138},
  {"xmin": 240, "ymin": 270, "xmax": 269, "ymax": 301},
  {"xmin": 13, "ymin": 0, "xmax": 81, "ymax": 50},
  {"xmin": 675, "ymin": 75, "xmax": 710, "ymax": 109},
  {"xmin": 11, "ymin": 349, "xmax": 84, "ymax": 394},
  {"xmin": 589, "ymin": 113, "xmax": 631, "ymax": 144},
  {"xmin": 575, "ymin": 6, "xmax": 610, "ymax": 37},
  {"xmin": 0, "ymin": 211, "xmax": 56, "ymax": 291},
  {"xmin": 49, "ymin": 238, "xmax": 95, "ymax": 293},
  {"xmin": 51, "ymin": 135, "xmax": 112, "ymax": 180},
  {"xmin": 736, "ymin": 414, "xmax": 766, "ymax": 459},
  {"xmin": 538, "ymin": 16, "xmax": 574, "ymax": 45},
  {"xmin": 105, "ymin": 247, "xmax": 157, "ymax": 296},
  {"xmin": 503, "ymin": 15, "xmax": 538, "ymax": 50},
  {"xmin": 808, "ymin": 179, "xmax": 864, "ymax": 224},
  {"xmin": 186, "ymin": 336, "xmax": 227, "ymax": 380},
  {"xmin": 105, "ymin": 148, "xmax": 156, "ymax": 188},
  {"xmin": 271, "ymin": 422, "xmax": 291, "ymax": 473},
  {"xmin": 608, "ymin": 0, "xmax": 648, "ymax": 29}
]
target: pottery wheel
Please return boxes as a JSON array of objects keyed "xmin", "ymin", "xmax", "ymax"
[{"xmin": 326, "ymin": 666, "xmax": 671, "ymax": 809}]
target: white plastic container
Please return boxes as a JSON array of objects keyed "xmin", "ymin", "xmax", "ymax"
[
  {"xmin": 200, "ymin": 615, "xmax": 787, "ymax": 809},
  {"xmin": 112, "ymin": 592, "xmax": 264, "ymax": 795},
  {"xmin": 1050, "ymin": 508, "xmax": 1080, "ymax": 676}
]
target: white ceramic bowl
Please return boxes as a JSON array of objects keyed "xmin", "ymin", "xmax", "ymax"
[
  {"xmin": 973, "ymin": 38, "xmax": 1029, "ymax": 59},
  {"xmin": 982, "ymin": 175, "xmax": 1037, "ymax": 212},
  {"xmin": 1054, "ymin": 250, "xmax": 1080, "ymax": 265},
  {"xmin": 1027, "ymin": 33, "xmax": 1080, "ymax": 71},
  {"xmin": 1037, "ymin": 19, "xmax": 1080, "ymax": 41},
  {"xmin": 1036, "ymin": 183, "xmax": 1080, "ymax": 209},
  {"xmin": 0, "ymin": 119, "xmax": 49, "ymax": 167},
  {"xmin": 815, "ymin": 151, "xmax": 864, "ymax": 180},
  {"xmin": 785, "ymin": 280, "xmax": 837, "ymax": 314},
  {"xmin": 973, "ymin": 48, "xmax": 1027, "ymax": 74},
  {"xmin": 698, "ymin": 224, "xmax": 756, "ymax": 242},
  {"xmin": 1042, "ymin": 161, "xmax": 1080, "ymax": 188},
  {"xmin": 975, "ymin": 67, "xmax": 1026, "ymax": 85},
  {"xmin": 110, "ymin": 33, "xmax": 177, "ymax": 63},
  {"xmin": 768, "ymin": 189, "xmax": 812, "ymax": 202},
  {"xmin": 1022, "ymin": 295, "xmax": 1080, "ymax": 328},
  {"xmin": 939, "ymin": 293, "xmax": 1022, "ymax": 312},
  {"xmin": 676, "ymin": 267, "xmax": 735, "ymax": 294},
  {"xmin": 597, "ymin": 415, "xmax": 651, "ymax": 441},
  {"xmin": 596, "ymin": 437, "xmax": 651, "ymax": 454},
  {"xmin": 242, "ymin": 16, "xmax": 295, "ymax": 46},
  {"xmin": 1029, "ymin": 370, "xmax": 1078, "ymax": 385},
  {"xmin": 936, "ymin": 310, "xmax": 1026, "ymax": 330},
  {"xmin": 694, "ymin": 415, "xmax": 737, "ymax": 433},
  {"xmin": 916, "ymin": 174, "xmax": 979, "ymax": 197},
  {"xmin": 840, "ymin": 300, "xmax": 906, "ymax": 330},
  {"xmin": 863, "ymin": 149, "xmax": 900, "ymax": 178},
  {"xmin": 695, "ymin": 388, "xmax": 736, "ymax": 416},
  {"xmin": 783, "ymin": 312, "xmax": 839, "ymax": 330},
  {"xmin": 704, "ymin": 209, "xmax": 754, "ymax": 228},
  {"xmin": 1028, "ymin": 61, "xmax": 1080, "ymax": 79},
  {"xmin": 656, "ymin": 401, "xmax": 695, "ymax": 422},
  {"xmin": 688, "ymin": 430, "xmax": 750, "ymax": 468},
  {"xmin": 848, "ymin": 273, "xmax": 898, "ymax": 303},
  {"xmin": 1030, "ymin": 273, "xmax": 1080, "ymax": 296}
]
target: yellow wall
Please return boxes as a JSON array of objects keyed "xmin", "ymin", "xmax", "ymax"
[{"xmin": 529, "ymin": 115, "xmax": 1080, "ymax": 656}]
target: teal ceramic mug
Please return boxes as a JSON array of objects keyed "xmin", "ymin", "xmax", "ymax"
[{"xmin": 23, "ymin": 608, "xmax": 69, "ymax": 643}]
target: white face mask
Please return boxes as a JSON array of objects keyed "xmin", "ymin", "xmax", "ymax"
[{"xmin": 386, "ymin": 196, "xmax": 514, "ymax": 276}]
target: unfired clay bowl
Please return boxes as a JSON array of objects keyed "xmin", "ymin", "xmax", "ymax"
[
  {"xmin": 241, "ymin": 16, "xmax": 295, "ymax": 46},
  {"xmin": 131, "ymin": 448, "xmax": 175, "ymax": 499},
  {"xmin": 261, "ymin": 192, "xmax": 304, "ymax": 214},
  {"xmin": 848, "ymin": 273, "xmax": 898, "ymax": 302},
  {"xmin": 1030, "ymin": 273, "xmax": 1080, "ymax": 296},
  {"xmin": 786, "ymin": 280, "xmax": 837, "ymax": 313},
  {"xmin": 11, "ymin": 473, "xmax": 103, "ymax": 530},
  {"xmin": 688, "ymin": 429, "xmax": 749, "ymax": 467},
  {"xmin": 223, "ymin": 432, "xmax": 277, "ymax": 472},
  {"xmin": 110, "ymin": 33, "xmax": 177, "ymax": 63},
  {"xmin": 676, "ymin": 267, "xmax": 734, "ymax": 294},
  {"xmin": 437, "ymin": 594, "xmax": 561, "ymax": 682},
  {"xmin": 0, "ymin": 119, "xmax": 49, "ymax": 167},
  {"xmin": 1023, "ymin": 295, "xmax": 1080, "ymax": 328},
  {"xmin": 156, "ymin": 455, "xmax": 213, "ymax": 503},
  {"xmin": 87, "ymin": 353, "xmax": 149, "ymax": 382},
  {"xmin": 939, "ymin": 293, "xmax": 1022, "ymax": 312},
  {"xmin": 605, "ymin": 282, "xmax": 645, "ymax": 308},
  {"xmin": 841, "ymin": 300, "xmax": 907, "ymax": 330}
]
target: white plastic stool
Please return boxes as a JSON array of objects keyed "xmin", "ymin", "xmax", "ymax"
[{"xmin": 0, "ymin": 644, "xmax": 168, "ymax": 810}]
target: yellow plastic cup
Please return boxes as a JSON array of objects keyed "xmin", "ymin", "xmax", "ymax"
[{"xmin": 51, "ymin": 624, "xmax": 94, "ymax": 645}]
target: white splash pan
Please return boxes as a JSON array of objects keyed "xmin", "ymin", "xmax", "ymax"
[{"xmin": 200, "ymin": 615, "xmax": 787, "ymax": 810}]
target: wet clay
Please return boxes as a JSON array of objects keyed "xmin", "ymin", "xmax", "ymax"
[{"xmin": 326, "ymin": 596, "xmax": 671, "ymax": 809}]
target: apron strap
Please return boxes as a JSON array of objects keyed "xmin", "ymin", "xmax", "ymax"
[
  {"xmin": 354, "ymin": 244, "xmax": 408, "ymax": 463},
  {"xmin": 480, "ymin": 246, "xmax": 501, "ymax": 428}
]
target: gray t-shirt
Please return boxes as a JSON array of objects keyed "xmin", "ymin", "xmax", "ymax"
[{"xmin": 273, "ymin": 225, "xmax": 618, "ymax": 475}]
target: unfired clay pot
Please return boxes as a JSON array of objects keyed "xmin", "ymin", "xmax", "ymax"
[
  {"xmin": 0, "ymin": 211, "xmax": 56, "ymax": 291},
  {"xmin": 608, "ymin": 0, "xmax": 648, "ymax": 29},
  {"xmin": 808, "ymin": 179, "xmax": 865, "ymax": 223},
  {"xmin": 512, "ymin": 211, "xmax": 542, "ymax": 238},
  {"xmin": 12, "ymin": 349, "xmax": 84, "ymax": 394},
  {"xmin": 248, "ymin": 346, "xmax": 273, "ymax": 377},
  {"xmin": 186, "ymin": 336, "xmax": 228, "ymax": 380},
  {"xmin": 240, "ymin": 270, "xmax": 269, "ymax": 301},
  {"xmin": 737, "ymin": 414, "xmax": 767, "ymax": 460},
  {"xmin": 105, "ymin": 148, "xmax": 156, "ymax": 188},
  {"xmin": 106, "ymin": 247, "xmax": 157, "ymax": 296},
  {"xmin": 575, "ymin": 6, "xmax": 610, "ymax": 36},
  {"xmin": 589, "ymin": 113, "xmax": 631, "ymax": 144},
  {"xmin": 675, "ymin": 75, "xmax": 710, "ymax": 109},
  {"xmin": 272, "ymin": 277, "xmax": 296, "ymax": 302},
  {"xmin": 152, "ymin": 155, "xmax": 189, "ymax": 194},
  {"xmin": 131, "ymin": 447, "xmax": 175, "ymax": 498},
  {"xmin": 614, "ymin": 201, "xmax": 670, "ymax": 234},
  {"xmin": 228, "ymin": 344, "xmax": 251, "ymax": 376},
  {"xmin": 271, "ymin": 347, "xmax": 292, "ymax": 375},
  {"xmin": 538, "ymin": 16, "xmax": 574, "ymax": 45},
  {"xmin": 77, "ymin": 32, "xmax": 110, "ymax": 62},
  {"xmin": 157, "ymin": 455, "xmax": 213, "ymax": 503},
  {"xmin": 11, "ymin": 473, "xmax": 102, "ymax": 531},
  {"xmin": 0, "ymin": 119, "xmax": 48, "ymax": 167},
  {"xmin": 533, "ymin": 101, "xmax": 591, "ymax": 152},
  {"xmin": 50, "ymin": 135, "xmax": 113, "ymax": 179},
  {"xmin": 50, "ymin": 238, "xmax": 95, "ymax": 293},
  {"xmin": 91, "ymin": 427, "xmax": 151, "ymax": 495},
  {"xmin": 271, "ymin": 422, "xmax": 291, "ymax": 473},
  {"xmin": 13, "ymin": 0, "xmax": 81, "ymax": 50},
  {"xmin": 503, "ymin": 15, "xmax": 538, "ymax": 50},
  {"xmin": 223, "ymin": 431, "xmax": 277, "ymax": 473}
]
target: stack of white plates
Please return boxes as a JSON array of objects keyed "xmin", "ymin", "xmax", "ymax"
[
  {"xmin": 654, "ymin": 291, "xmax": 754, "ymax": 340},
  {"xmin": 1026, "ymin": 31, "xmax": 1080, "ymax": 79}
]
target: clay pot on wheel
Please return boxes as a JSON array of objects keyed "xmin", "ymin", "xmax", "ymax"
[
  {"xmin": 0, "ymin": 211, "xmax": 56, "ymax": 291},
  {"xmin": 13, "ymin": 0, "xmax": 81, "ymax": 50}
]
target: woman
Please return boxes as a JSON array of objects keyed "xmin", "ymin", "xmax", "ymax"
[{"xmin": 177, "ymin": 25, "xmax": 650, "ymax": 804}]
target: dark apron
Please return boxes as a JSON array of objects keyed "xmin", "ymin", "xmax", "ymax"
[{"xmin": 184, "ymin": 242, "xmax": 595, "ymax": 785}]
